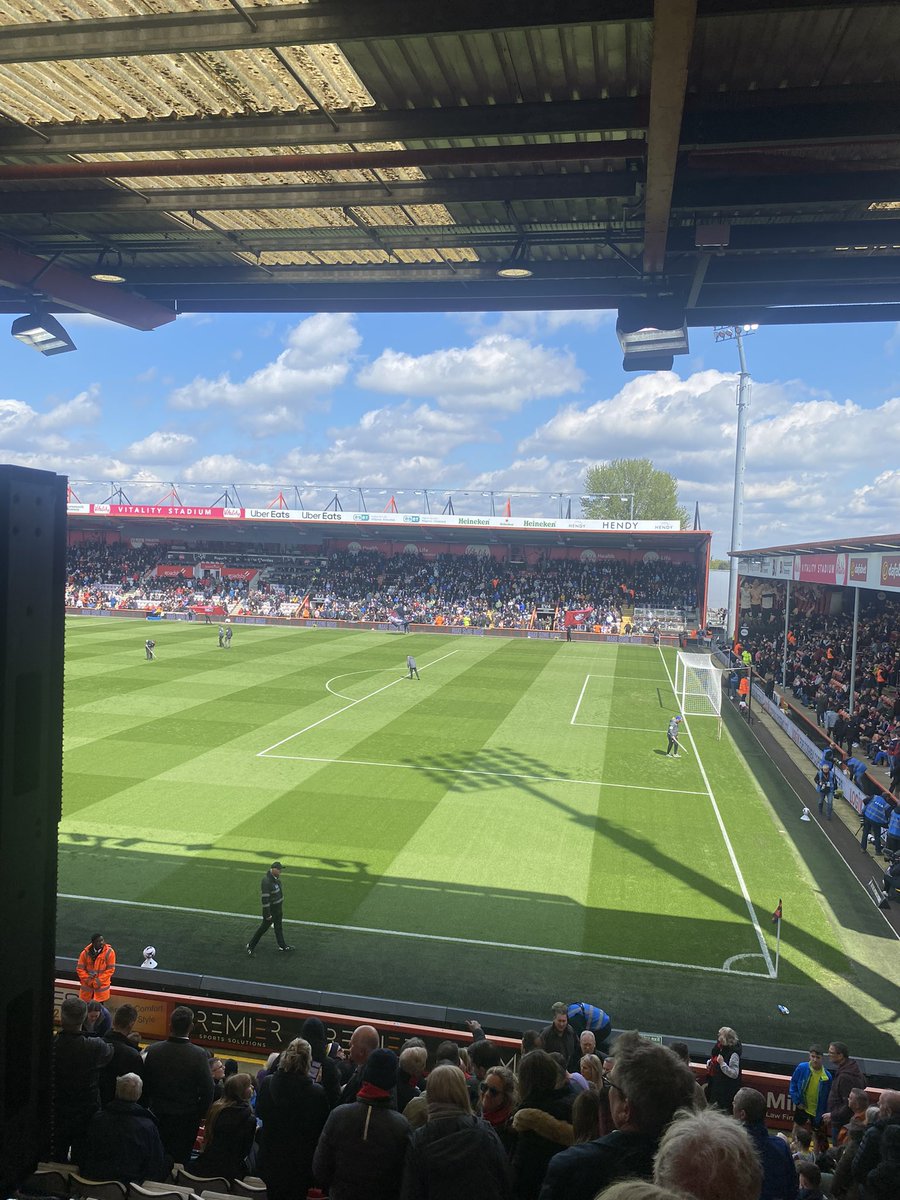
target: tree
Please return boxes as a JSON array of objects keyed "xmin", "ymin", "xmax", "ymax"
[{"xmin": 582, "ymin": 458, "xmax": 688, "ymax": 525}]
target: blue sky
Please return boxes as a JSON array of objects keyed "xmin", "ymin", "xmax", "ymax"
[{"xmin": 3, "ymin": 306, "xmax": 900, "ymax": 557}]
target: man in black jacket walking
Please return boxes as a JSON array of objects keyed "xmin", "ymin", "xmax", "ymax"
[{"xmin": 247, "ymin": 860, "xmax": 294, "ymax": 954}]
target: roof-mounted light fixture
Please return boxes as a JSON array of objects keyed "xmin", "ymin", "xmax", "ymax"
[
  {"xmin": 11, "ymin": 308, "xmax": 76, "ymax": 356},
  {"xmin": 616, "ymin": 298, "xmax": 689, "ymax": 372},
  {"xmin": 496, "ymin": 239, "xmax": 533, "ymax": 279},
  {"xmin": 90, "ymin": 248, "xmax": 126, "ymax": 283}
]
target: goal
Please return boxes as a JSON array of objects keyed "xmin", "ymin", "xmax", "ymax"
[{"xmin": 674, "ymin": 651, "xmax": 722, "ymax": 719}]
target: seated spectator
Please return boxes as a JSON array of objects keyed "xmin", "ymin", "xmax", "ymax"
[
  {"xmin": 257, "ymin": 1037, "xmax": 330, "ymax": 1200},
  {"xmin": 400, "ymin": 1063, "xmax": 511, "ymax": 1200},
  {"xmin": 733, "ymin": 1086, "xmax": 798, "ymax": 1200},
  {"xmin": 478, "ymin": 1065, "xmax": 518, "ymax": 1154},
  {"xmin": 864, "ymin": 1124, "xmax": 900, "ymax": 1200},
  {"xmin": 79, "ymin": 1072, "xmax": 169, "ymax": 1184},
  {"xmin": 851, "ymin": 1089, "xmax": 900, "ymax": 1189},
  {"xmin": 511, "ymin": 1049, "xmax": 575, "ymax": 1200},
  {"xmin": 653, "ymin": 1106, "xmax": 762, "ymax": 1200},
  {"xmin": 797, "ymin": 1162, "xmax": 824, "ymax": 1200},
  {"xmin": 538, "ymin": 1031, "xmax": 696, "ymax": 1200},
  {"xmin": 313, "ymin": 1048, "xmax": 411, "ymax": 1200},
  {"xmin": 192, "ymin": 1072, "xmax": 257, "ymax": 1182}
]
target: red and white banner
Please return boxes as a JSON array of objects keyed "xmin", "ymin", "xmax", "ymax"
[
  {"xmin": 156, "ymin": 564, "xmax": 195, "ymax": 578},
  {"xmin": 564, "ymin": 608, "xmax": 595, "ymax": 627},
  {"xmin": 880, "ymin": 555, "xmax": 900, "ymax": 588}
]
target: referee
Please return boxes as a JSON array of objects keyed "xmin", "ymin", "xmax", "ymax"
[{"xmin": 246, "ymin": 861, "xmax": 294, "ymax": 954}]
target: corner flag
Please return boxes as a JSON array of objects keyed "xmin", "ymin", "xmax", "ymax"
[{"xmin": 772, "ymin": 899, "xmax": 782, "ymax": 923}]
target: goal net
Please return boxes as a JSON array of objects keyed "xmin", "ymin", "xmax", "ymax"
[{"xmin": 675, "ymin": 651, "xmax": 722, "ymax": 718}]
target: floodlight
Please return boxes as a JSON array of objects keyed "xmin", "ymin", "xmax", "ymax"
[
  {"xmin": 616, "ymin": 299, "xmax": 688, "ymax": 371},
  {"xmin": 90, "ymin": 249, "xmax": 126, "ymax": 283},
  {"xmin": 11, "ymin": 311, "xmax": 76, "ymax": 356},
  {"xmin": 497, "ymin": 239, "xmax": 533, "ymax": 279}
]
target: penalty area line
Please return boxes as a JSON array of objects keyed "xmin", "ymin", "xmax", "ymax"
[
  {"xmin": 57, "ymin": 892, "xmax": 771, "ymax": 978},
  {"xmin": 257, "ymin": 647, "xmax": 461, "ymax": 757},
  {"xmin": 256, "ymin": 753, "xmax": 708, "ymax": 796}
]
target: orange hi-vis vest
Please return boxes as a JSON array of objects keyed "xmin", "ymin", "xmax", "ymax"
[{"xmin": 77, "ymin": 943, "xmax": 117, "ymax": 1002}]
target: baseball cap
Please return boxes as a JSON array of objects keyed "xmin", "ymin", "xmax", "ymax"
[{"xmin": 674, "ymin": 715, "xmax": 682, "ymax": 722}]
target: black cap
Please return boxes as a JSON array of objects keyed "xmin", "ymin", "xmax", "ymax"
[{"xmin": 271, "ymin": 861, "xmax": 283, "ymax": 870}]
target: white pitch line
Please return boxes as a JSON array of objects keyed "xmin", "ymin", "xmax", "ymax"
[
  {"xmin": 657, "ymin": 646, "xmax": 776, "ymax": 977},
  {"xmin": 325, "ymin": 668, "xmax": 398, "ymax": 701},
  {"xmin": 57, "ymin": 892, "xmax": 771, "ymax": 978},
  {"xmin": 574, "ymin": 721, "xmax": 687, "ymax": 735},
  {"xmin": 571, "ymin": 674, "xmax": 591, "ymax": 725},
  {"xmin": 256, "ymin": 752, "xmax": 708, "ymax": 796},
  {"xmin": 257, "ymin": 647, "xmax": 461, "ymax": 757}
]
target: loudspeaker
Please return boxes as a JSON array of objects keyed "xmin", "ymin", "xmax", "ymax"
[{"xmin": 0, "ymin": 465, "xmax": 67, "ymax": 1190}]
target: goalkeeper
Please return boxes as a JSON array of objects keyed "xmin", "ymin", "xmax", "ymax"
[{"xmin": 665, "ymin": 714, "xmax": 683, "ymax": 757}]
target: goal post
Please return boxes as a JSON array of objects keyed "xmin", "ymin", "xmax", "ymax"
[{"xmin": 674, "ymin": 651, "xmax": 723, "ymax": 720}]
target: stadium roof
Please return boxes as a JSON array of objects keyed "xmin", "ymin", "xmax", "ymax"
[
  {"xmin": 735, "ymin": 533, "xmax": 900, "ymax": 557},
  {"xmin": 2, "ymin": 2, "xmax": 900, "ymax": 330}
]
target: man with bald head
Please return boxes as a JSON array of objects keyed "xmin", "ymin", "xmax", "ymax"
[
  {"xmin": 851, "ymin": 1090, "xmax": 900, "ymax": 1187},
  {"xmin": 340, "ymin": 1024, "xmax": 381, "ymax": 1104}
]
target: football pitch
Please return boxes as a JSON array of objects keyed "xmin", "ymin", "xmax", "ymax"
[{"xmin": 58, "ymin": 618, "xmax": 900, "ymax": 1054}]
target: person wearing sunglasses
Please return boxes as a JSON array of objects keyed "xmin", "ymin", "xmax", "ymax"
[{"xmin": 479, "ymin": 1066, "xmax": 518, "ymax": 1154}]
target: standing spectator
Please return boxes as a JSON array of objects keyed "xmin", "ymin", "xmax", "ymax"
[
  {"xmin": 257, "ymin": 1037, "xmax": 330, "ymax": 1200},
  {"xmin": 302, "ymin": 1016, "xmax": 342, "ymax": 1110},
  {"xmin": 733, "ymin": 1087, "xmax": 798, "ymax": 1200},
  {"xmin": 246, "ymin": 860, "xmax": 294, "ymax": 954},
  {"xmin": 829, "ymin": 1087, "xmax": 871, "ymax": 1199},
  {"xmin": 823, "ymin": 1042, "xmax": 868, "ymax": 1141},
  {"xmin": 705, "ymin": 1027, "xmax": 743, "ymax": 1111},
  {"xmin": 51, "ymin": 995, "xmax": 114, "ymax": 1164},
  {"xmin": 76, "ymin": 933, "xmax": 116, "ymax": 1004},
  {"xmin": 851, "ymin": 1090, "xmax": 900, "ymax": 1189},
  {"xmin": 400, "ymin": 1063, "xmax": 511, "ymax": 1200},
  {"xmin": 313, "ymin": 1048, "xmax": 411, "ymax": 1200},
  {"xmin": 340, "ymin": 1025, "xmax": 381, "ymax": 1104},
  {"xmin": 479, "ymin": 1065, "xmax": 518, "ymax": 1154},
  {"xmin": 99, "ymin": 1002, "xmax": 144, "ymax": 1106},
  {"xmin": 539, "ymin": 1003, "xmax": 581, "ymax": 1072},
  {"xmin": 863, "ymin": 1124, "xmax": 900, "ymax": 1200},
  {"xmin": 669, "ymin": 1042, "xmax": 707, "ymax": 1110},
  {"xmin": 788, "ymin": 1045, "xmax": 831, "ymax": 1152},
  {"xmin": 141, "ymin": 1004, "xmax": 215, "ymax": 1166},
  {"xmin": 192, "ymin": 1072, "xmax": 257, "ymax": 1182},
  {"xmin": 511, "ymin": 1049, "xmax": 574, "ymax": 1199},
  {"xmin": 79, "ymin": 1072, "xmax": 169, "ymax": 1184},
  {"xmin": 654, "ymin": 1106, "xmax": 762, "ymax": 1200},
  {"xmin": 538, "ymin": 1031, "xmax": 697, "ymax": 1200},
  {"xmin": 397, "ymin": 1043, "xmax": 427, "ymax": 1112}
]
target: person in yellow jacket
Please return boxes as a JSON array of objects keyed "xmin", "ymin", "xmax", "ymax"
[{"xmin": 77, "ymin": 933, "xmax": 116, "ymax": 1003}]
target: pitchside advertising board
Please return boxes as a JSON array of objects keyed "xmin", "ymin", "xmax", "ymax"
[
  {"xmin": 738, "ymin": 551, "xmax": 900, "ymax": 594},
  {"xmin": 51, "ymin": 982, "xmax": 859, "ymax": 1128},
  {"xmin": 65, "ymin": 503, "xmax": 681, "ymax": 535}
]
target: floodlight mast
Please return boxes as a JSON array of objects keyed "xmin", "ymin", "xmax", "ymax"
[{"xmin": 715, "ymin": 324, "xmax": 757, "ymax": 640}]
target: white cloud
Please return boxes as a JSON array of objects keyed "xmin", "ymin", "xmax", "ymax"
[
  {"xmin": 169, "ymin": 313, "xmax": 360, "ymax": 418},
  {"xmin": 459, "ymin": 309, "xmax": 616, "ymax": 338},
  {"xmin": 126, "ymin": 430, "xmax": 197, "ymax": 463},
  {"xmin": 0, "ymin": 388, "xmax": 101, "ymax": 451},
  {"xmin": 357, "ymin": 333, "xmax": 583, "ymax": 413}
]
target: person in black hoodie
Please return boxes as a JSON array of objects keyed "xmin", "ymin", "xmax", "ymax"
[
  {"xmin": 302, "ymin": 1016, "xmax": 343, "ymax": 1110},
  {"xmin": 401, "ymin": 1063, "xmax": 510, "ymax": 1200},
  {"xmin": 314, "ymin": 1048, "xmax": 411, "ymax": 1200},
  {"xmin": 256, "ymin": 1037, "xmax": 330, "ymax": 1200},
  {"xmin": 510, "ymin": 1049, "xmax": 574, "ymax": 1200}
]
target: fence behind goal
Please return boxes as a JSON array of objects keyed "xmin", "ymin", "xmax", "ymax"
[{"xmin": 675, "ymin": 651, "xmax": 723, "ymax": 719}]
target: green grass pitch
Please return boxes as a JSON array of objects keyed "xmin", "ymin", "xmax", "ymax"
[{"xmin": 58, "ymin": 618, "xmax": 900, "ymax": 1054}]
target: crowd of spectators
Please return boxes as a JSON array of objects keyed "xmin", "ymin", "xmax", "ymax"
[
  {"xmin": 46, "ymin": 998, "xmax": 896, "ymax": 1200},
  {"xmin": 732, "ymin": 591, "xmax": 900, "ymax": 793},
  {"xmin": 65, "ymin": 540, "xmax": 700, "ymax": 631}
]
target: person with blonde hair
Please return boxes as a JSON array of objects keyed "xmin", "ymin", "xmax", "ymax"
[
  {"xmin": 192, "ymin": 1072, "xmax": 256, "ymax": 1181},
  {"xmin": 257, "ymin": 1037, "xmax": 330, "ymax": 1200},
  {"xmin": 603, "ymin": 1183, "xmax": 690, "ymax": 1200},
  {"xmin": 479, "ymin": 1065, "xmax": 518, "ymax": 1153},
  {"xmin": 401, "ymin": 1063, "xmax": 510, "ymax": 1199},
  {"xmin": 580, "ymin": 1054, "xmax": 603, "ymax": 1089},
  {"xmin": 653, "ymin": 1105, "xmax": 762, "ymax": 1200},
  {"xmin": 705, "ymin": 1027, "xmax": 742, "ymax": 1111}
]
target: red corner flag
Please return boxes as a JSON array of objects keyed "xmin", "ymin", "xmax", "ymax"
[{"xmin": 772, "ymin": 899, "xmax": 783, "ymax": 923}]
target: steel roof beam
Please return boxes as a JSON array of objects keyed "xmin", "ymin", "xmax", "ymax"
[
  {"xmin": 673, "ymin": 169, "xmax": 900, "ymax": 207},
  {"xmin": 0, "ymin": 98, "xmax": 647, "ymax": 157},
  {"xmin": 0, "ymin": 171, "xmax": 640, "ymax": 214},
  {"xmin": 642, "ymin": 0, "xmax": 697, "ymax": 276}
]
